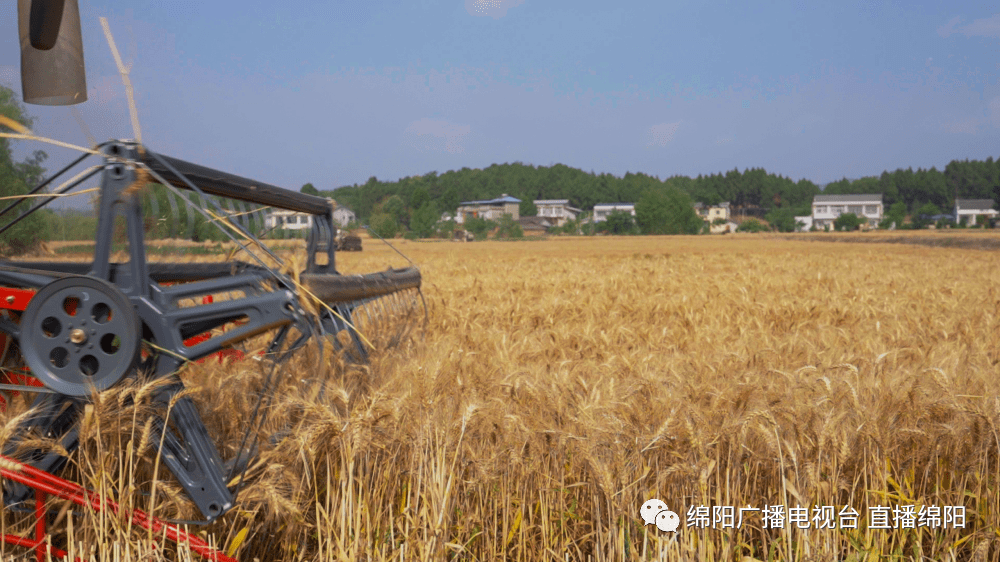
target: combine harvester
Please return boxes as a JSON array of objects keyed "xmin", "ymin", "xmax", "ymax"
[{"xmin": 0, "ymin": 2, "xmax": 423, "ymax": 560}]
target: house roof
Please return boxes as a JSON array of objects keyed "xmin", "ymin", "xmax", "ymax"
[
  {"xmin": 459, "ymin": 193, "xmax": 522, "ymax": 206},
  {"xmin": 813, "ymin": 194, "xmax": 883, "ymax": 203},
  {"xmin": 955, "ymin": 199, "xmax": 996, "ymax": 211},
  {"xmin": 593, "ymin": 202, "xmax": 635, "ymax": 208},
  {"xmin": 518, "ymin": 216, "xmax": 553, "ymax": 230},
  {"xmin": 534, "ymin": 199, "xmax": 570, "ymax": 205}
]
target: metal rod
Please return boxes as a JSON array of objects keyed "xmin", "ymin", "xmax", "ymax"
[
  {"xmin": 0, "ymin": 165, "xmax": 101, "ymax": 238},
  {"xmin": 0, "ymin": 150, "xmax": 92, "ymax": 221},
  {"xmin": 140, "ymin": 162, "xmax": 288, "ymax": 277}
]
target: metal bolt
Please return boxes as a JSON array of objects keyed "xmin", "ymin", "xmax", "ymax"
[
  {"xmin": 5, "ymin": 295, "xmax": 14, "ymax": 304},
  {"xmin": 69, "ymin": 329, "xmax": 87, "ymax": 344}
]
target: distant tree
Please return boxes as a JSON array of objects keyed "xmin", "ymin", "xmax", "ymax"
[
  {"xmin": 556, "ymin": 217, "xmax": 582, "ymax": 235},
  {"xmin": 0, "ymin": 87, "xmax": 50, "ymax": 254},
  {"xmin": 378, "ymin": 195, "xmax": 407, "ymax": 226},
  {"xmin": 879, "ymin": 201, "xmax": 907, "ymax": 229},
  {"xmin": 301, "ymin": 183, "xmax": 320, "ymax": 196},
  {"xmin": 409, "ymin": 186, "xmax": 430, "ymax": 210},
  {"xmin": 736, "ymin": 219, "xmax": 769, "ymax": 233},
  {"xmin": 519, "ymin": 199, "xmax": 537, "ymax": 217},
  {"xmin": 409, "ymin": 201, "xmax": 439, "ymax": 238},
  {"xmin": 765, "ymin": 207, "xmax": 797, "ymax": 233},
  {"xmin": 635, "ymin": 188, "xmax": 702, "ymax": 234},
  {"xmin": 368, "ymin": 213, "xmax": 399, "ymax": 239},
  {"xmin": 440, "ymin": 186, "xmax": 460, "ymax": 213},
  {"xmin": 495, "ymin": 214, "xmax": 524, "ymax": 239},
  {"xmin": 436, "ymin": 218, "xmax": 457, "ymax": 238},
  {"xmin": 834, "ymin": 212, "xmax": 863, "ymax": 231},
  {"xmin": 911, "ymin": 202, "xmax": 941, "ymax": 229},
  {"xmin": 465, "ymin": 215, "xmax": 495, "ymax": 240},
  {"xmin": 598, "ymin": 210, "xmax": 638, "ymax": 235}
]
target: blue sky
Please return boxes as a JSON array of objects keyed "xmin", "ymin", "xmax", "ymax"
[{"xmin": 0, "ymin": 0, "xmax": 998, "ymax": 195}]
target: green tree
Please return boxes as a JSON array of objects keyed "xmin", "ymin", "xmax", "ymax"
[
  {"xmin": 913, "ymin": 202, "xmax": 941, "ymax": 229},
  {"xmin": 0, "ymin": 87, "xmax": 50, "ymax": 254},
  {"xmin": 765, "ymin": 207, "xmax": 797, "ymax": 233},
  {"xmin": 378, "ymin": 195, "xmax": 407, "ymax": 226},
  {"xmin": 436, "ymin": 218, "xmax": 456, "ymax": 238},
  {"xmin": 879, "ymin": 201, "xmax": 906, "ymax": 229},
  {"xmin": 598, "ymin": 210, "xmax": 638, "ymax": 235},
  {"xmin": 495, "ymin": 214, "xmax": 524, "ymax": 239},
  {"xmin": 300, "ymin": 183, "xmax": 320, "ymax": 196},
  {"xmin": 736, "ymin": 219, "xmax": 769, "ymax": 233},
  {"xmin": 635, "ymin": 188, "xmax": 702, "ymax": 235},
  {"xmin": 833, "ymin": 213, "xmax": 863, "ymax": 231},
  {"xmin": 440, "ymin": 186, "xmax": 460, "ymax": 214},
  {"xmin": 519, "ymin": 199, "xmax": 537, "ymax": 217},
  {"xmin": 409, "ymin": 186, "xmax": 430, "ymax": 211},
  {"xmin": 368, "ymin": 213, "xmax": 399, "ymax": 238},
  {"xmin": 465, "ymin": 215, "xmax": 495, "ymax": 240},
  {"xmin": 409, "ymin": 201, "xmax": 439, "ymax": 239}
]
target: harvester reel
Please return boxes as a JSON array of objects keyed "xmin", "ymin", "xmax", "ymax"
[{"xmin": 20, "ymin": 276, "xmax": 140, "ymax": 397}]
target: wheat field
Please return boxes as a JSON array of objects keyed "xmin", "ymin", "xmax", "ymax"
[{"xmin": 4, "ymin": 233, "xmax": 1000, "ymax": 561}]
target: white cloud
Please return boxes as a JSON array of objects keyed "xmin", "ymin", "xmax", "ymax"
[
  {"xmin": 937, "ymin": 16, "xmax": 962, "ymax": 38},
  {"xmin": 404, "ymin": 117, "xmax": 472, "ymax": 153},
  {"xmin": 646, "ymin": 121, "xmax": 680, "ymax": 147},
  {"xmin": 941, "ymin": 118, "xmax": 979, "ymax": 135},
  {"xmin": 937, "ymin": 14, "xmax": 1000, "ymax": 38},
  {"xmin": 465, "ymin": 0, "xmax": 526, "ymax": 20}
]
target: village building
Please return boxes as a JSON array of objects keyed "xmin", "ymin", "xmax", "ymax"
[
  {"xmin": 533, "ymin": 199, "xmax": 582, "ymax": 227},
  {"xmin": 811, "ymin": 194, "xmax": 883, "ymax": 229},
  {"xmin": 455, "ymin": 194, "xmax": 521, "ymax": 224},
  {"xmin": 954, "ymin": 199, "xmax": 998, "ymax": 226},
  {"xmin": 592, "ymin": 203, "xmax": 635, "ymax": 222}
]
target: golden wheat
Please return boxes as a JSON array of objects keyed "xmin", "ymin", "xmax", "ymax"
[{"xmin": 4, "ymin": 233, "xmax": 1000, "ymax": 561}]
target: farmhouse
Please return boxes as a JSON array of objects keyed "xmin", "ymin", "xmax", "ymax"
[
  {"xmin": 267, "ymin": 198, "xmax": 347, "ymax": 230},
  {"xmin": 533, "ymin": 199, "xmax": 582, "ymax": 226},
  {"xmin": 694, "ymin": 201, "xmax": 732, "ymax": 233},
  {"xmin": 518, "ymin": 216, "xmax": 553, "ymax": 233},
  {"xmin": 332, "ymin": 205, "xmax": 355, "ymax": 227},
  {"xmin": 811, "ymin": 194, "xmax": 883, "ymax": 229},
  {"xmin": 266, "ymin": 209, "xmax": 313, "ymax": 230},
  {"xmin": 456, "ymin": 194, "xmax": 521, "ymax": 224},
  {"xmin": 592, "ymin": 203, "xmax": 635, "ymax": 222},
  {"xmin": 954, "ymin": 199, "xmax": 998, "ymax": 226}
]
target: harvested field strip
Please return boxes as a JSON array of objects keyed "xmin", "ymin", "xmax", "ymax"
[{"xmin": 781, "ymin": 231, "xmax": 1000, "ymax": 251}]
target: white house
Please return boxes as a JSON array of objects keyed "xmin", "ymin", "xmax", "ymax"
[
  {"xmin": 694, "ymin": 201, "xmax": 733, "ymax": 233},
  {"xmin": 812, "ymin": 194, "xmax": 883, "ymax": 229},
  {"xmin": 455, "ymin": 194, "xmax": 521, "ymax": 225},
  {"xmin": 592, "ymin": 203, "xmax": 635, "ymax": 222},
  {"xmin": 794, "ymin": 216, "xmax": 813, "ymax": 232},
  {"xmin": 533, "ymin": 199, "xmax": 582, "ymax": 226},
  {"xmin": 265, "ymin": 209, "xmax": 314, "ymax": 230},
  {"xmin": 954, "ymin": 199, "xmax": 998, "ymax": 226},
  {"xmin": 332, "ymin": 205, "xmax": 355, "ymax": 227}
]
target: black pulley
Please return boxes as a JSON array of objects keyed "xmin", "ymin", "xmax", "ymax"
[{"xmin": 18, "ymin": 0, "xmax": 88, "ymax": 105}]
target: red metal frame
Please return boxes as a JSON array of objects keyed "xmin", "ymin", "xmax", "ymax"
[
  {"xmin": 0, "ymin": 287, "xmax": 248, "ymax": 410},
  {"xmin": 0, "ymin": 453, "xmax": 236, "ymax": 561},
  {"xmin": 0, "ymin": 286, "xmax": 244, "ymax": 560}
]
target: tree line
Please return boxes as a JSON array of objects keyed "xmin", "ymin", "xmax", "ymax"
[
  {"xmin": 319, "ymin": 157, "xmax": 1000, "ymax": 236},
  {"xmin": 2, "ymin": 78, "xmax": 999, "ymax": 253}
]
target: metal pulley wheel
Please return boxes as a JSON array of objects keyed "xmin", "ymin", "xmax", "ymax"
[{"xmin": 20, "ymin": 276, "xmax": 141, "ymax": 396}]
